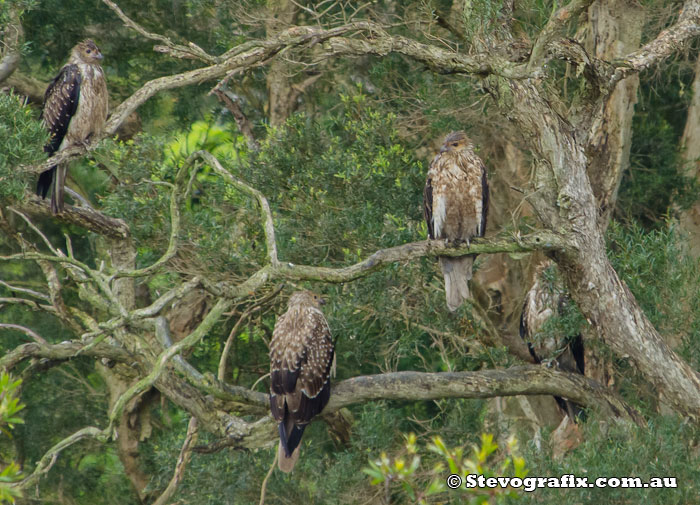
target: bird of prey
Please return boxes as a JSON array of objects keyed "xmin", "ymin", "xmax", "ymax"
[
  {"xmin": 424, "ymin": 131, "xmax": 489, "ymax": 311},
  {"xmin": 38, "ymin": 39, "xmax": 108, "ymax": 214},
  {"xmin": 520, "ymin": 261, "xmax": 585, "ymax": 419},
  {"xmin": 269, "ymin": 291, "xmax": 335, "ymax": 472}
]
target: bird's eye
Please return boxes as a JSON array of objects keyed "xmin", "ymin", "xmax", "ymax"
[
  {"xmin": 86, "ymin": 49, "xmax": 92, "ymax": 54},
  {"xmin": 452, "ymin": 142, "xmax": 458, "ymax": 147}
]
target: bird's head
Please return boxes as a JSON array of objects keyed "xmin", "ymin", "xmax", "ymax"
[
  {"xmin": 439, "ymin": 131, "xmax": 472, "ymax": 154},
  {"xmin": 71, "ymin": 39, "xmax": 104, "ymax": 65},
  {"xmin": 288, "ymin": 290, "xmax": 326, "ymax": 309}
]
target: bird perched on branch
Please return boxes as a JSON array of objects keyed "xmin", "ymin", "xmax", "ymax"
[
  {"xmin": 269, "ymin": 291, "xmax": 335, "ymax": 472},
  {"xmin": 38, "ymin": 39, "xmax": 108, "ymax": 214},
  {"xmin": 520, "ymin": 261, "xmax": 585, "ymax": 420},
  {"xmin": 424, "ymin": 131, "xmax": 489, "ymax": 311}
]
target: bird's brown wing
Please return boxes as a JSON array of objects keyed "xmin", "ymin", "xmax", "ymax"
[
  {"xmin": 293, "ymin": 311, "xmax": 333, "ymax": 422},
  {"xmin": 269, "ymin": 308, "xmax": 334, "ymax": 423},
  {"xmin": 41, "ymin": 64, "xmax": 81, "ymax": 155},
  {"xmin": 480, "ymin": 160, "xmax": 489, "ymax": 238},
  {"xmin": 423, "ymin": 174, "xmax": 435, "ymax": 239}
]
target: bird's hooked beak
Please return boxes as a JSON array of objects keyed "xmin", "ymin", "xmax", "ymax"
[
  {"xmin": 96, "ymin": 52, "xmax": 104, "ymax": 60},
  {"xmin": 319, "ymin": 297, "xmax": 327, "ymax": 306},
  {"xmin": 439, "ymin": 145, "xmax": 448, "ymax": 154}
]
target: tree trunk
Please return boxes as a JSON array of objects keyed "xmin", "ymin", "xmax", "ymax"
[
  {"xmin": 266, "ymin": 0, "xmax": 299, "ymax": 127},
  {"xmin": 506, "ymin": 79, "xmax": 700, "ymax": 419},
  {"xmin": 584, "ymin": 0, "xmax": 645, "ymax": 227},
  {"xmin": 679, "ymin": 56, "xmax": 700, "ymax": 256},
  {"xmin": 581, "ymin": 0, "xmax": 644, "ymax": 386}
]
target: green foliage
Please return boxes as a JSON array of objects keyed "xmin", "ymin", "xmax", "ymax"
[
  {"xmin": 616, "ymin": 54, "xmax": 699, "ymax": 227},
  {"xmin": 366, "ymin": 432, "xmax": 527, "ymax": 504},
  {"xmin": 617, "ymin": 110, "xmax": 698, "ymax": 226},
  {"xmin": 243, "ymin": 91, "xmax": 425, "ymax": 266},
  {"xmin": 0, "ymin": 0, "xmax": 38, "ymax": 25},
  {"xmin": 0, "ymin": 93, "xmax": 48, "ymax": 201},
  {"xmin": 521, "ymin": 413, "xmax": 700, "ymax": 504},
  {"xmin": 607, "ymin": 221, "xmax": 700, "ymax": 370},
  {"xmin": 0, "ymin": 373, "xmax": 24, "ymax": 434},
  {"xmin": 0, "ymin": 372, "xmax": 25, "ymax": 504},
  {"xmin": 164, "ymin": 120, "xmax": 247, "ymax": 167},
  {"xmin": 460, "ymin": 0, "xmax": 506, "ymax": 38}
]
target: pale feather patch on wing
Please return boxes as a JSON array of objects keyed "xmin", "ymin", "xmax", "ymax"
[{"xmin": 434, "ymin": 194, "xmax": 447, "ymax": 237}]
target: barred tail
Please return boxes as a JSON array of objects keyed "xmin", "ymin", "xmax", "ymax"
[{"xmin": 439, "ymin": 256, "xmax": 473, "ymax": 312}]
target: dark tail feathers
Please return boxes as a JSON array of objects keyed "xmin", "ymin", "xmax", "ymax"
[
  {"xmin": 37, "ymin": 166, "xmax": 55, "ymax": 199},
  {"xmin": 277, "ymin": 417, "xmax": 306, "ymax": 472}
]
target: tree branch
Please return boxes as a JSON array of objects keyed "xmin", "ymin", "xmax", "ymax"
[
  {"xmin": 214, "ymin": 229, "xmax": 566, "ymax": 300},
  {"xmin": 610, "ymin": 0, "xmax": 700, "ymax": 86},
  {"xmin": 212, "ymin": 87, "xmax": 260, "ymax": 151},
  {"xmin": 102, "ymin": 0, "xmax": 216, "ymax": 63},
  {"xmin": 19, "ymin": 193, "xmax": 130, "ymax": 239},
  {"xmin": 528, "ymin": 0, "xmax": 596, "ymax": 71},
  {"xmin": 11, "ymin": 427, "xmax": 108, "ymax": 491},
  {"xmin": 327, "ymin": 367, "xmax": 643, "ymax": 424},
  {"xmin": 108, "ymin": 298, "xmax": 231, "ymax": 427},
  {"xmin": 0, "ymin": 324, "xmax": 46, "ymax": 344},
  {"xmin": 198, "ymin": 364, "xmax": 643, "ymax": 452},
  {"xmin": 152, "ymin": 417, "xmax": 199, "ymax": 505},
  {"xmin": 0, "ymin": 340, "xmax": 133, "ymax": 371}
]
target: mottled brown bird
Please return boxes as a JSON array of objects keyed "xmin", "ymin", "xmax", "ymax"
[
  {"xmin": 520, "ymin": 261, "xmax": 585, "ymax": 419},
  {"xmin": 424, "ymin": 131, "xmax": 489, "ymax": 311},
  {"xmin": 38, "ymin": 39, "xmax": 108, "ymax": 214},
  {"xmin": 269, "ymin": 291, "xmax": 334, "ymax": 472}
]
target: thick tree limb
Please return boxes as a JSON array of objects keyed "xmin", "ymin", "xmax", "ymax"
[
  {"xmin": 20, "ymin": 194, "xmax": 130, "ymax": 239},
  {"xmin": 610, "ymin": 0, "xmax": 700, "ymax": 86},
  {"xmin": 0, "ymin": 340, "xmax": 133, "ymax": 371},
  {"xmin": 192, "ymin": 365, "xmax": 642, "ymax": 452},
  {"xmin": 328, "ymin": 366, "xmax": 643, "ymax": 424}
]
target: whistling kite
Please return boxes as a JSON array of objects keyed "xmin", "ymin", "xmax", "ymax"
[
  {"xmin": 269, "ymin": 291, "xmax": 335, "ymax": 472},
  {"xmin": 38, "ymin": 39, "xmax": 108, "ymax": 214},
  {"xmin": 520, "ymin": 260, "xmax": 585, "ymax": 419},
  {"xmin": 424, "ymin": 131, "xmax": 489, "ymax": 311}
]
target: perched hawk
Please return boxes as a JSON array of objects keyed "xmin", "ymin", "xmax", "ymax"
[
  {"xmin": 520, "ymin": 261, "xmax": 585, "ymax": 419},
  {"xmin": 424, "ymin": 131, "xmax": 489, "ymax": 311},
  {"xmin": 38, "ymin": 39, "xmax": 108, "ymax": 214},
  {"xmin": 269, "ymin": 291, "xmax": 335, "ymax": 472}
]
